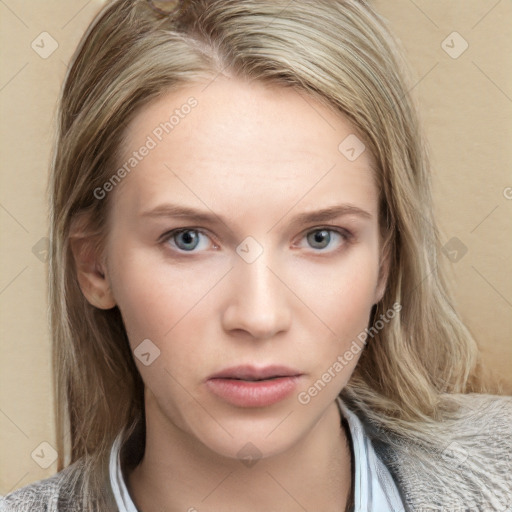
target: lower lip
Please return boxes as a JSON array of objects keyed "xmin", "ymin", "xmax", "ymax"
[{"xmin": 206, "ymin": 376, "xmax": 302, "ymax": 407}]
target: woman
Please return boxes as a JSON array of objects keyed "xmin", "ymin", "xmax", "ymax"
[{"xmin": 1, "ymin": 0, "xmax": 510, "ymax": 510}]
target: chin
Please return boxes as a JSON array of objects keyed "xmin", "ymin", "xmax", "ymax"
[
  {"xmin": 194, "ymin": 424, "xmax": 303, "ymax": 464},
  {"xmin": 186, "ymin": 401, "xmax": 328, "ymax": 465}
]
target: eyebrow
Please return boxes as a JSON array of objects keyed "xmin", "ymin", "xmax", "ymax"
[{"xmin": 140, "ymin": 203, "xmax": 373, "ymax": 226}]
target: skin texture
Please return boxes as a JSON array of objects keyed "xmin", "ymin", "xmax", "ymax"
[{"xmin": 72, "ymin": 77, "xmax": 389, "ymax": 511}]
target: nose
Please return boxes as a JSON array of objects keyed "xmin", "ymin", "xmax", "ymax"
[{"xmin": 221, "ymin": 251, "xmax": 291, "ymax": 340}]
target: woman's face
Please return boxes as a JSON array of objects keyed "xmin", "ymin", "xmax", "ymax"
[{"xmin": 103, "ymin": 77, "xmax": 387, "ymax": 460}]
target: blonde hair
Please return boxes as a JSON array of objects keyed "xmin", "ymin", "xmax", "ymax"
[{"xmin": 49, "ymin": 0, "xmax": 495, "ymax": 506}]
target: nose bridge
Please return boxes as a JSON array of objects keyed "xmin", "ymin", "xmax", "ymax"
[{"xmin": 222, "ymin": 240, "xmax": 291, "ymax": 338}]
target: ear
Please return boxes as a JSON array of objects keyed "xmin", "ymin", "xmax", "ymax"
[
  {"xmin": 373, "ymin": 236, "xmax": 391, "ymax": 304},
  {"xmin": 69, "ymin": 215, "xmax": 116, "ymax": 310}
]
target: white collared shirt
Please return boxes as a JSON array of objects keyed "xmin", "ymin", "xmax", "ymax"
[{"xmin": 109, "ymin": 397, "xmax": 405, "ymax": 511}]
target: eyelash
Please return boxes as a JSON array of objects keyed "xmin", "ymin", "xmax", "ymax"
[{"xmin": 159, "ymin": 226, "xmax": 354, "ymax": 256}]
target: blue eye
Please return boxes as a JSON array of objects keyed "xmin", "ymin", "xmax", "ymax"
[
  {"xmin": 307, "ymin": 229, "xmax": 332, "ymax": 249},
  {"xmin": 167, "ymin": 229, "xmax": 209, "ymax": 252},
  {"xmin": 160, "ymin": 226, "xmax": 351, "ymax": 255},
  {"xmin": 304, "ymin": 228, "xmax": 348, "ymax": 252}
]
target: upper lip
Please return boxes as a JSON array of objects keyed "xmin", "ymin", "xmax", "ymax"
[{"xmin": 208, "ymin": 365, "xmax": 303, "ymax": 381}]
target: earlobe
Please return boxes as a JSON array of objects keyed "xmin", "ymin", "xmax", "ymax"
[{"xmin": 69, "ymin": 227, "xmax": 116, "ymax": 310}]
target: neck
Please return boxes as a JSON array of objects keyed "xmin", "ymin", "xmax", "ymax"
[{"xmin": 127, "ymin": 399, "xmax": 352, "ymax": 512}]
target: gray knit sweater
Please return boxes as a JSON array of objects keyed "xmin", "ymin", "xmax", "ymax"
[{"xmin": 1, "ymin": 393, "xmax": 511, "ymax": 511}]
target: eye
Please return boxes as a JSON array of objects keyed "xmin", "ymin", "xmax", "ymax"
[
  {"xmin": 159, "ymin": 226, "xmax": 352, "ymax": 255},
  {"xmin": 301, "ymin": 227, "xmax": 352, "ymax": 252},
  {"xmin": 161, "ymin": 228, "xmax": 214, "ymax": 252}
]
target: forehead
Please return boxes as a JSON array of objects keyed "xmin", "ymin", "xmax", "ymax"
[{"xmin": 113, "ymin": 77, "xmax": 378, "ymax": 219}]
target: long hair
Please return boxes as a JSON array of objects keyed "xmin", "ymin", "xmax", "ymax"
[{"xmin": 49, "ymin": 0, "xmax": 495, "ymax": 506}]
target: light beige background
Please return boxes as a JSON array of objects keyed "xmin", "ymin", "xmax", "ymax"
[{"xmin": 1, "ymin": 0, "xmax": 511, "ymax": 494}]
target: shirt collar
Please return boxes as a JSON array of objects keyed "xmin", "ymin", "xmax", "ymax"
[{"xmin": 336, "ymin": 397, "xmax": 405, "ymax": 511}]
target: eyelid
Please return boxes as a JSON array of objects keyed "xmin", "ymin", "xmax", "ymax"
[{"xmin": 298, "ymin": 224, "xmax": 353, "ymax": 239}]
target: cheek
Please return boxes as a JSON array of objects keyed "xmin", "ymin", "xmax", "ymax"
[
  {"xmin": 107, "ymin": 249, "xmax": 226, "ymax": 390},
  {"xmin": 290, "ymin": 249, "xmax": 379, "ymax": 333},
  {"xmin": 109, "ymin": 257, "xmax": 210, "ymax": 395},
  {"xmin": 289, "ymin": 250, "xmax": 378, "ymax": 383},
  {"xmin": 109, "ymin": 262, "xmax": 170, "ymax": 343},
  {"xmin": 108, "ymin": 242, "xmax": 208, "ymax": 338}
]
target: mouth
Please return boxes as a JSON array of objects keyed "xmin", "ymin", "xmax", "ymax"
[
  {"xmin": 206, "ymin": 365, "xmax": 304, "ymax": 407},
  {"xmin": 207, "ymin": 364, "xmax": 303, "ymax": 381},
  {"xmin": 222, "ymin": 376, "xmax": 286, "ymax": 381}
]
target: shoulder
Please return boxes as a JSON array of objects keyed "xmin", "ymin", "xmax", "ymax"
[
  {"xmin": 372, "ymin": 393, "xmax": 512, "ymax": 511},
  {"xmin": 0, "ymin": 461, "xmax": 86, "ymax": 512},
  {"xmin": 441, "ymin": 392, "xmax": 512, "ymax": 438}
]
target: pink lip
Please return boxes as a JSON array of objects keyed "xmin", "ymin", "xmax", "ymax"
[{"xmin": 206, "ymin": 365, "xmax": 304, "ymax": 408}]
